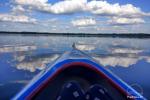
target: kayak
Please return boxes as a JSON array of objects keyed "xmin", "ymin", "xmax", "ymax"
[{"xmin": 13, "ymin": 46, "xmax": 146, "ymax": 100}]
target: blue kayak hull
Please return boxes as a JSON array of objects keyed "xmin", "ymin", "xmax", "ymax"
[{"xmin": 13, "ymin": 50, "xmax": 146, "ymax": 100}]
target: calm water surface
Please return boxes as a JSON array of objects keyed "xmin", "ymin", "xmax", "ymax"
[{"xmin": 0, "ymin": 34, "xmax": 150, "ymax": 99}]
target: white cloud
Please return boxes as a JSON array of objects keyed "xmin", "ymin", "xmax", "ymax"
[
  {"xmin": 14, "ymin": 0, "xmax": 149, "ymax": 18},
  {"xmin": 108, "ymin": 17, "xmax": 145, "ymax": 25},
  {"xmin": 13, "ymin": 0, "xmax": 149, "ymax": 17},
  {"xmin": 87, "ymin": 1, "xmax": 149, "ymax": 18},
  {"xmin": 50, "ymin": 0, "xmax": 87, "ymax": 14},
  {"xmin": 14, "ymin": 0, "xmax": 87, "ymax": 14},
  {"xmin": 14, "ymin": 0, "xmax": 48, "ymax": 6},
  {"xmin": 13, "ymin": 0, "xmax": 150, "ymax": 27},
  {"xmin": 71, "ymin": 18, "xmax": 96, "ymax": 26},
  {"xmin": 0, "ymin": 14, "xmax": 36, "ymax": 23},
  {"xmin": 14, "ymin": 0, "xmax": 51, "ymax": 12},
  {"xmin": 12, "ymin": 5, "xmax": 25, "ymax": 13}
]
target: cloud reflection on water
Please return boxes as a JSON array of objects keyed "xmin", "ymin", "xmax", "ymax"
[
  {"xmin": 110, "ymin": 48, "xmax": 143, "ymax": 54},
  {"xmin": 94, "ymin": 56, "xmax": 150, "ymax": 67},
  {"xmin": 0, "ymin": 38, "xmax": 150, "ymax": 72},
  {"xmin": 75, "ymin": 43, "xmax": 96, "ymax": 51},
  {"xmin": 9, "ymin": 43, "xmax": 150, "ymax": 71},
  {"xmin": 10, "ymin": 80, "xmax": 29, "ymax": 84},
  {"xmin": 15, "ymin": 54, "xmax": 59, "ymax": 72},
  {"xmin": 0, "ymin": 84, "xmax": 4, "ymax": 87},
  {"xmin": 94, "ymin": 47, "xmax": 150, "ymax": 67},
  {"xmin": 12, "ymin": 46, "xmax": 150, "ymax": 71},
  {"xmin": 0, "ymin": 45, "xmax": 37, "ymax": 53}
]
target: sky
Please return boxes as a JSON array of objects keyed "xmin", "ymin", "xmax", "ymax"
[{"xmin": 0, "ymin": 0, "xmax": 150, "ymax": 33}]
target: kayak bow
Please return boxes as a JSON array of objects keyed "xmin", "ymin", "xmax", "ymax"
[{"xmin": 13, "ymin": 47, "xmax": 146, "ymax": 100}]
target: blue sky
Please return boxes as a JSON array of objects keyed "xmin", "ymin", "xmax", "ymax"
[{"xmin": 0, "ymin": 0, "xmax": 150, "ymax": 33}]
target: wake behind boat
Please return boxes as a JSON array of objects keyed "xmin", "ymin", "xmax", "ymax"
[{"xmin": 13, "ymin": 45, "xmax": 146, "ymax": 100}]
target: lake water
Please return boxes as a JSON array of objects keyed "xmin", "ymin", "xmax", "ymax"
[{"xmin": 0, "ymin": 34, "xmax": 150, "ymax": 99}]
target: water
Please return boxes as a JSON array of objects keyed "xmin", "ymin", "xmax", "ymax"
[{"xmin": 0, "ymin": 34, "xmax": 150, "ymax": 99}]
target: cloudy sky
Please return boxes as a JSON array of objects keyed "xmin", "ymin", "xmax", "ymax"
[{"xmin": 0, "ymin": 0, "xmax": 150, "ymax": 33}]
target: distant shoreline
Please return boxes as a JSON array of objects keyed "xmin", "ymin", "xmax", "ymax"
[{"xmin": 0, "ymin": 31, "xmax": 150, "ymax": 38}]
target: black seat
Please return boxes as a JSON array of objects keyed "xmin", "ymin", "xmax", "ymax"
[{"xmin": 56, "ymin": 81, "xmax": 114, "ymax": 100}]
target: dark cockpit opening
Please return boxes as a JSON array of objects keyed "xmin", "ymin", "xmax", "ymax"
[{"xmin": 32, "ymin": 64, "xmax": 128, "ymax": 100}]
